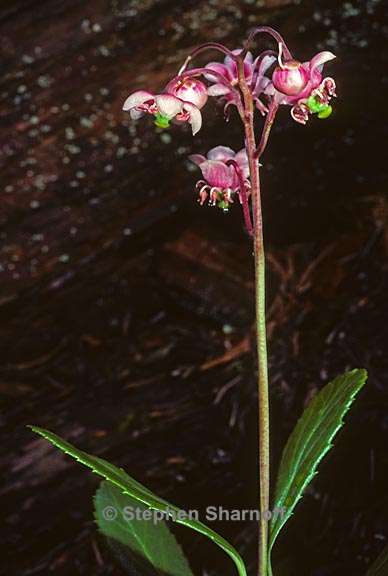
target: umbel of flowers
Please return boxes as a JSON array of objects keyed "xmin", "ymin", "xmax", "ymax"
[{"xmin": 123, "ymin": 27, "xmax": 336, "ymax": 227}]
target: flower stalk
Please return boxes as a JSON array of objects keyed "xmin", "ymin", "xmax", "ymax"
[
  {"xmin": 236, "ymin": 54, "xmax": 275, "ymax": 576},
  {"xmin": 122, "ymin": 26, "xmax": 336, "ymax": 576}
]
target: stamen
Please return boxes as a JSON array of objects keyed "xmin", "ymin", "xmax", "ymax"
[{"xmin": 197, "ymin": 184, "xmax": 209, "ymax": 205}]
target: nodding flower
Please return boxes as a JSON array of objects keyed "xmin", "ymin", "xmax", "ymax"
[
  {"xmin": 268, "ymin": 46, "xmax": 337, "ymax": 124},
  {"xmin": 204, "ymin": 49, "xmax": 277, "ymax": 116},
  {"xmin": 189, "ymin": 146, "xmax": 250, "ymax": 211},
  {"xmin": 123, "ymin": 81, "xmax": 207, "ymax": 135},
  {"xmin": 165, "ymin": 77, "xmax": 208, "ymax": 110}
]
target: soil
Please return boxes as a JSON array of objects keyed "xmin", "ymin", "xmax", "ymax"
[{"xmin": 0, "ymin": 1, "xmax": 387, "ymax": 575}]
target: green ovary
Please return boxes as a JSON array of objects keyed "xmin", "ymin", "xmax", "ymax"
[
  {"xmin": 318, "ymin": 105, "xmax": 333, "ymax": 119},
  {"xmin": 154, "ymin": 113, "xmax": 171, "ymax": 129},
  {"xmin": 306, "ymin": 95, "xmax": 333, "ymax": 120},
  {"xmin": 218, "ymin": 201, "xmax": 230, "ymax": 212}
]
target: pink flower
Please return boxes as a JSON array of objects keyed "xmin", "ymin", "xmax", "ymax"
[
  {"xmin": 189, "ymin": 146, "xmax": 250, "ymax": 211},
  {"xmin": 272, "ymin": 60, "xmax": 309, "ymax": 96},
  {"xmin": 165, "ymin": 77, "xmax": 208, "ymax": 109},
  {"xmin": 123, "ymin": 90, "xmax": 203, "ymax": 135},
  {"xmin": 204, "ymin": 49, "xmax": 276, "ymax": 115},
  {"xmin": 266, "ymin": 49, "xmax": 337, "ymax": 124}
]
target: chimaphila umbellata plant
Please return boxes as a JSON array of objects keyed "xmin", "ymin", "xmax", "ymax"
[{"xmin": 32, "ymin": 25, "xmax": 388, "ymax": 576}]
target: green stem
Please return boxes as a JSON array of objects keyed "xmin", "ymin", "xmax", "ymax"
[{"xmin": 236, "ymin": 58, "xmax": 278, "ymax": 576}]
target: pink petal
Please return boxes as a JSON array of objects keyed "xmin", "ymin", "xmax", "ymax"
[
  {"xmin": 272, "ymin": 86, "xmax": 295, "ymax": 105},
  {"xmin": 224, "ymin": 49, "xmax": 253, "ymax": 69},
  {"xmin": 244, "ymin": 51, "xmax": 254, "ymax": 65},
  {"xmin": 189, "ymin": 154, "xmax": 206, "ymax": 166},
  {"xmin": 252, "ymin": 54, "xmax": 277, "ymax": 99},
  {"xmin": 234, "ymin": 149, "xmax": 250, "ymax": 179},
  {"xmin": 207, "ymin": 146, "xmax": 236, "ymax": 162},
  {"xmin": 204, "ymin": 62, "xmax": 231, "ymax": 82},
  {"xmin": 183, "ymin": 102, "xmax": 202, "ymax": 135},
  {"xmin": 200, "ymin": 160, "xmax": 234, "ymax": 188},
  {"xmin": 224, "ymin": 50, "xmax": 254, "ymax": 83},
  {"xmin": 123, "ymin": 90, "xmax": 154, "ymax": 111},
  {"xmin": 165, "ymin": 77, "xmax": 208, "ymax": 109},
  {"xmin": 291, "ymin": 103, "xmax": 309, "ymax": 125},
  {"xmin": 253, "ymin": 54, "xmax": 277, "ymax": 77},
  {"xmin": 155, "ymin": 94, "xmax": 183, "ymax": 119},
  {"xmin": 264, "ymin": 82, "xmax": 293, "ymax": 105},
  {"xmin": 223, "ymin": 99, "xmax": 234, "ymax": 119},
  {"xmin": 288, "ymin": 78, "xmax": 316, "ymax": 102},
  {"xmin": 263, "ymin": 81, "xmax": 276, "ymax": 97},
  {"xmin": 310, "ymin": 51, "xmax": 336, "ymax": 73},
  {"xmin": 254, "ymin": 74, "xmax": 273, "ymax": 97},
  {"xmin": 254, "ymin": 96, "xmax": 269, "ymax": 116}
]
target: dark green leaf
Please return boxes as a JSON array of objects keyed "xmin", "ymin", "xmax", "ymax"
[
  {"xmin": 269, "ymin": 369, "xmax": 367, "ymax": 573},
  {"xmin": 29, "ymin": 426, "xmax": 247, "ymax": 576},
  {"xmin": 95, "ymin": 480, "xmax": 194, "ymax": 576}
]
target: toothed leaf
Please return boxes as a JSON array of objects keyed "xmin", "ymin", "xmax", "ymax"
[
  {"xmin": 29, "ymin": 426, "xmax": 247, "ymax": 576},
  {"xmin": 94, "ymin": 480, "xmax": 194, "ymax": 576},
  {"xmin": 269, "ymin": 369, "xmax": 367, "ymax": 571}
]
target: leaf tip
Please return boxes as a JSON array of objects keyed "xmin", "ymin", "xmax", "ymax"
[{"xmin": 350, "ymin": 367, "xmax": 368, "ymax": 383}]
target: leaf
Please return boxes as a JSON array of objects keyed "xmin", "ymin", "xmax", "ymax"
[
  {"xmin": 366, "ymin": 544, "xmax": 388, "ymax": 576},
  {"xmin": 94, "ymin": 480, "xmax": 194, "ymax": 576},
  {"xmin": 269, "ymin": 369, "xmax": 367, "ymax": 572},
  {"xmin": 29, "ymin": 426, "xmax": 247, "ymax": 576}
]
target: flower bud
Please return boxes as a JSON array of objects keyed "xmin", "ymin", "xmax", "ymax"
[
  {"xmin": 272, "ymin": 60, "xmax": 308, "ymax": 96},
  {"xmin": 166, "ymin": 78, "xmax": 208, "ymax": 109}
]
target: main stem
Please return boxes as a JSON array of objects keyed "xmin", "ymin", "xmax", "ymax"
[
  {"xmin": 249, "ymin": 128, "xmax": 270, "ymax": 576},
  {"xmin": 236, "ymin": 59, "xmax": 277, "ymax": 576}
]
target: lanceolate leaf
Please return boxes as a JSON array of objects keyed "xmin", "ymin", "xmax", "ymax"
[
  {"xmin": 95, "ymin": 480, "xmax": 194, "ymax": 576},
  {"xmin": 269, "ymin": 369, "xmax": 367, "ymax": 571},
  {"xmin": 29, "ymin": 426, "xmax": 247, "ymax": 576},
  {"xmin": 366, "ymin": 544, "xmax": 388, "ymax": 576}
]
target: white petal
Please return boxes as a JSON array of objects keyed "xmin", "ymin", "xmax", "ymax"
[
  {"xmin": 310, "ymin": 51, "xmax": 336, "ymax": 72},
  {"xmin": 183, "ymin": 102, "xmax": 202, "ymax": 135},
  {"xmin": 123, "ymin": 90, "xmax": 154, "ymax": 111},
  {"xmin": 155, "ymin": 94, "xmax": 183, "ymax": 119},
  {"xmin": 207, "ymin": 83, "xmax": 231, "ymax": 96},
  {"xmin": 130, "ymin": 109, "xmax": 145, "ymax": 120}
]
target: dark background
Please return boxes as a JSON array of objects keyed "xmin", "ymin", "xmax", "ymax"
[{"xmin": 1, "ymin": 0, "xmax": 387, "ymax": 575}]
